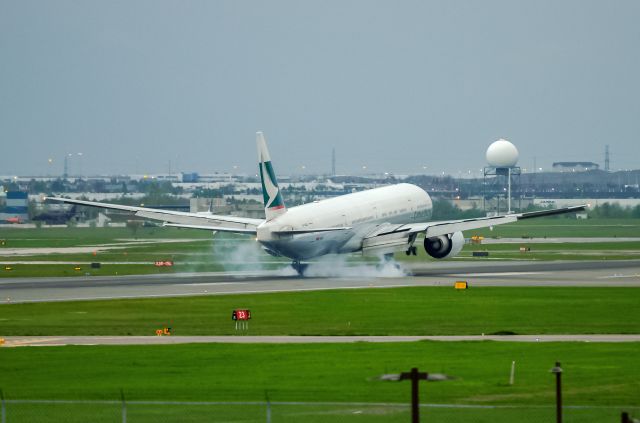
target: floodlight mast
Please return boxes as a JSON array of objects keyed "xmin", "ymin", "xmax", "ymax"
[
  {"xmin": 379, "ymin": 368, "xmax": 453, "ymax": 423},
  {"xmin": 399, "ymin": 368, "xmax": 428, "ymax": 423}
]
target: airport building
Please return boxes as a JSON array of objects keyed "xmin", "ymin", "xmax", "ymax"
[
  {"xmin": 0, "ymin": 191, "xmax": 29, "ymax": 223},
  {"xmin": 552, "ymin": 162, "xmax": 600, "ymax": 172}
]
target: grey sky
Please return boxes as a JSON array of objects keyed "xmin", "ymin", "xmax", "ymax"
[{"xmin": 1, "ymin": 1, "xmax": 639, "ymax": 177}]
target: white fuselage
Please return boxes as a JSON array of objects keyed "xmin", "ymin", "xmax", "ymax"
[{"xmin": 256, "ymin": 183, "xmax": 432, "ymax": 260}]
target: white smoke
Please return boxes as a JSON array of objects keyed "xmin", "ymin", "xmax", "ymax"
[
  {"xmin": 304, "ymin": 254, "xmax": 408, "ymax": 278},
  {"xmin": 211, "ymin": 238, "xmax": 270, "ymax": 273},
  {"xmin": 208, "ymin": 236, "xmax": 407, "ymax": 278}
]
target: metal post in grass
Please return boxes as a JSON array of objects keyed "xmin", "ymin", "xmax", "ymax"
[
  {"xmin": 550, "ymin": 362, "xmax": 563, "ymax": 423},
  {"xmin": 509, "ymin": 361, "xmax": 516, "ymax": 386},
  {"xmin": 621, "ymin": 412, "xmax": 630, "ymax": 423},
  {"xmin": 120, "ymin": 389, "xmax": 127, "ymax": 423},
  {"xmin": 265, "ymin": 391, "xmax": 271, "ymax": 423},
  {"xmin": 1, "ymin": 389, "xmax": 5, "ymax": 423}
]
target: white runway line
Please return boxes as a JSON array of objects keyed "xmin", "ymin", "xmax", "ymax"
[
  {"xmin": 598, "ymin": 274, "xmax": 640, "ymax": 279},
  {"xmin": 446, "ymin": 272, "xmax": 548, "ymax": 277},
  {"xmin": 3, "ymin": 334, "xmax": 640, "ymax": 347}
]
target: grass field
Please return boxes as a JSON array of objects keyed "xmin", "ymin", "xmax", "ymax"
[
  {"xmin": 1, "ymin": 342, "xmax": 638, "ymax": 407},
  {"xmin": 471, "ymin": 217, "xmax": 640, "ymax": 238},
  {"xmin": 0, "ymin": 226, "xmax": 213, "ymax": 247},
  {"xmin": 3, "ymin": 217, "xmax": 639, "ymax": 244},
  {"xmin": 1, "ymin": 287, "xmax": 638, "ymax": 336},
  {"xmin": 2, "ymin": 218, "xmax": 640, "ymax": 278},
  {"xmin": 2, "ymin": 222, "xmax": 639, "ymax": 421},
  {"xmin": 3, "ymin": 242, "xmax": 640, "ymax": 278}
]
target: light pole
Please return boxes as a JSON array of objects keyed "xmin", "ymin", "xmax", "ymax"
[
  {"xmin": 77, "ymin": 152, "xmax": 83, "ymax": 177},
  {"xmin": 379, "ymin": 367, "xmax": 453, "ymax": 423},
  {"xmin": 550, "ymin": 362, "xmax": 563, "ymax": 423}
]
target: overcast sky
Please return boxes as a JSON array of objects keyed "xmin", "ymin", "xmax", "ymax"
[{"xmin": 1, "ymin": 1, "xmax": 639, "ymax": 177}]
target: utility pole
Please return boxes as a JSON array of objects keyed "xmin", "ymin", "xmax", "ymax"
[
  {"xmin": 605, "ymin": 145, "xmax": 610, "ymax": 172},
  {"xmin": 332, "ymin": 148, "xmax": 336, "ymax": 177}
]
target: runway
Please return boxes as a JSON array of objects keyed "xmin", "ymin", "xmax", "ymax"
[
  {"xmin": 3, "ymin": 334, "xmax": 640, "ymax": 347},
  {"xmin": 1, "ymin": 260, "xmax": 640, "ymax": 303}
]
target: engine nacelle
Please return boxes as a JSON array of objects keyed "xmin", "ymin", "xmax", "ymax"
[{"xmin": 423, "ymin": 231, "xmax": 464, "ymax": 259}]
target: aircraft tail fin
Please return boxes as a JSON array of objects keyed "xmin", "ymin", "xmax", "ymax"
[{"xmin": 257, "ymin": 132, "xmax": 287, "ymax": 221}]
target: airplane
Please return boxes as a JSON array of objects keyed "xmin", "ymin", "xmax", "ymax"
[{"xmin": 47, "ymin": 132, "xmax": 585, "ymax": 276}]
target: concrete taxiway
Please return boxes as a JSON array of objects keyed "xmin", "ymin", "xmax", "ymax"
[
  {"xmin": 3, "ymin": 334, "xmax": 640, "ymax": 347},
  {"xmin": 1, "ymin": 260, "xmax": 640, "ymax": 303}
]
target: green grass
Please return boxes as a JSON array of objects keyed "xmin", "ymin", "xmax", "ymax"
[
  {"xmin": 4, "ymin": 240, "xmax": 638, "ymax": 277},
  {"xmin": 465, "ymin": 242, "xmax": 640, "ymax": 251},
  {"xmin": 1, "ymin": 342, "xmax": 638, "ymax": 407},
  {"xmin": 459, "ymin": 242, "xmax": 640, "ymax": 261},
  {"xmin": 2, "ymin": 398, "xmax": 633, "ymax": 423},
  {"xmin": 2, "ymin": 220, "xmax": 640, "ymax": 278},
  {"xmin": 1, "ymin": 287, "xmax": 639, "ymax": 336},
  {"xmin": 0, "ymin": 226, "xmax": 213, "ymax": 248},
  {"xmin": 471, "ymin": 217, "xmax": 640, "ymax": 238},
  {"xmin": 0, "ymin": 263, "xmax": 231, "ymax": 278},
  {"xmin": 397, "ymin": 241, "xmax": 640, "ymax": 262}
]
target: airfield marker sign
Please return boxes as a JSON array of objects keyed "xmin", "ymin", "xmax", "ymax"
[{"xmin": 233, "ymin": 309, "xmax": 251, "ymax": 331}]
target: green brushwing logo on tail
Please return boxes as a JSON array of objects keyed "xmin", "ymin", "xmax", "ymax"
[{"xmin": 259, "ymin": 160, "xmax": 285, "ymax": 210}]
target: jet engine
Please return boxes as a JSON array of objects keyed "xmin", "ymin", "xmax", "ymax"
[{"xmin": 423, "ymin": 231, "xmax": 464, "ymax": 259}]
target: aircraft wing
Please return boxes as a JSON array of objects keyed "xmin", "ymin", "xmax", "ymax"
[
  {"xmin": 362, "ymin": 205, "xmax": 587, "ymax": 250},
  {"xmin": 411, "ymin": 205, "xmax": 587, "ymax": 238},
  {"xmin": 44, "ymin": 197, "xmax": 263, "ymax": 234}
]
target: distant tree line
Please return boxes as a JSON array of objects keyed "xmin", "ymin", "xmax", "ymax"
[
  {"xmin": 430, "ymin": 199, "xmax": 640, "ymax": 220},
  {"xmin": 431, "ymin": 198, "xmax": 484, "ymax": 220},
  {"xmin": 588, "ymin": 202, "xmax": 640, "ymax": 218}
]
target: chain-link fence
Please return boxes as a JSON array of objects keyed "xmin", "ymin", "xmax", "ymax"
[{"xmin": 1, "ymin": 399, "xmax": 638, "ymax": 423}]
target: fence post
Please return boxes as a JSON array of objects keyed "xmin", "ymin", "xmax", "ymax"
[
  {"xmin": 509, "ymin": 361, "xmax": 516, "ymax": 385},
  {"xmin": 120, "ymin": 390, "xmax": 126, "ymax": 423},
  {"xmin": 621, "ymin": 412, "xmax": 630, "ymax": 423},
  {"xmin": 1, "ymin": 389, "xmax": 5, "ymax": 423},
  {"xmin": 265, "ymin": 391, "xmax": 271, "ymax": 423}
]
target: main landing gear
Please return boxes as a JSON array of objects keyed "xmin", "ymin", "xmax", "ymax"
[
  {"xmin": 291, "ymin": 261, "xmax": 309, "ymax": 277},
  {"xmin": 379, "ymin": 253, "xmax": 402, "ymax": 271},
  {"xmin": 405, "ymin": 246, "xmax": 418, "ymax": 256}
]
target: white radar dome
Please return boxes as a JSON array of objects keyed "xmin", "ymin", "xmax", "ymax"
[{"xmin": 486, "ymin": 139, "xmax": 519, "ymax": 167}]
